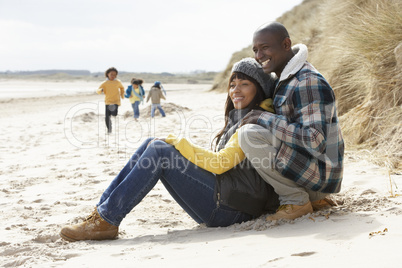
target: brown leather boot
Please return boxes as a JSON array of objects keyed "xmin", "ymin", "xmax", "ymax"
[
  {"xmin": 311, "ymin": 198, "xmax": 338, "ymax": 211},
  {"xmin": 266, "ymin": 202, "xmax": 313, "ymax": 221},
  {"xmin": 60, "ymin": 210, "xmax": 118, "ymax": 242}
]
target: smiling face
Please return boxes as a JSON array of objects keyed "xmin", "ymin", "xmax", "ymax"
[
  {"xmin": 252, "ymin": 30, "xmax": 291, "ymax": 77},
  {"xmin": 229, "ymin": 77, "xmax": 257, "ymax": 109}
]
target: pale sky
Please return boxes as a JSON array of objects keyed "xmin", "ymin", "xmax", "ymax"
[{"xmin": 0, "ymin": 0, "xmax": 303, "ymax": 73}]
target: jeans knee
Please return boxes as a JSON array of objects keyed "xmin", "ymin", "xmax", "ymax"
[
  {"xmin": 150, "ymin": 140, "xmax": 173, "ymax": 157},
  {"xmin": 144, "ymin": 137, "xmax": 155, "ymax": 144}
]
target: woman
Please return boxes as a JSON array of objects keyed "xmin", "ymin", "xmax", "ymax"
[{"xmin": 60, "ymin": 58, "xmax": 279, "ymax": 242}]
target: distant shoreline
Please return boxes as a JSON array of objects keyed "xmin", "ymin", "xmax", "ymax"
[{"xmin": 0, "ymin": 80, "xmax": 213, "ymax": 100}]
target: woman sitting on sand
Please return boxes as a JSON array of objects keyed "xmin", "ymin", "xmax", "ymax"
[{"xmin": 60, "ymin": 58, "xmax": 279, "ymax": 242}]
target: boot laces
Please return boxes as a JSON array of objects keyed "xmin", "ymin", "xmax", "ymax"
[
  {"xmin": 277, "ymin": 204, "xmax": 292, "ymax": 212},
  {"xmin": 84, "ymin": 210, "xmax": 102, "ymax": 225}
]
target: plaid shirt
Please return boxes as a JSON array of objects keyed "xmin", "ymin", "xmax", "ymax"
[{"xmin": 257, "ymin": 62, "xmax": 344, "ymax": 193}]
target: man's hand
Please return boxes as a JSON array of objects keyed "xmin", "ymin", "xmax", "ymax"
[{"xmin": 239, "ymin": 110, "xmax": 265, "ymax": 127}]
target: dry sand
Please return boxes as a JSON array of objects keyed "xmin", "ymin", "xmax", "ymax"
[{"xmin": 0, "ymin": 82, "xmax": 401, "ymax": 267}]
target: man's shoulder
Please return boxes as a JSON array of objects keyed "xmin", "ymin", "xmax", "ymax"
[
  {"xmin": 277, "ymin": 62, "xmax": 333, "ymax": 99},
  {"xmin": 292, "ymin": 62, "xmax": 331, "ymax": 87},
  {"xmin": 295, "ymin": 62, "xmax": 321, "ymax": 80}
]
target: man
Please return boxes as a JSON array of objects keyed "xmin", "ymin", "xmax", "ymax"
[{"xmin": 238, "ymin": 22, "xmax": 344, "ymax": 221}]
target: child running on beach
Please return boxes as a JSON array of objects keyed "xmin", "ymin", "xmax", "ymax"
[
  {"xmin": 125, "ymin": 78, "xmax": 145, "ymax": 120},
  {"xmin": 146, "ymin": 81, "xmax": 166, "ymax": 118},
  {"xmin": 96, "ymin": 67, "xmax": 125, "ymax": 133}
]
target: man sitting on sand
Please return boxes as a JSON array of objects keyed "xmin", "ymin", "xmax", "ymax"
[{"xmin": 239, "ymin": 22, "xmax": 344, "ymax": 221}]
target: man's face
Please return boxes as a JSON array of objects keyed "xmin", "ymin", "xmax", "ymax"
[{"xmin": 252, "ymin": 30, "xmax": 288, "ymax": 77}]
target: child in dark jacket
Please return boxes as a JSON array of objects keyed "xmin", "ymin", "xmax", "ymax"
[{"xmin": 146, "ymin": 81, "xmax": 166, "ymax": 118}]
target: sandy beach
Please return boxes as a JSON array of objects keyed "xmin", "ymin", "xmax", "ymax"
[{"xmin": 0, "ymin": 81, "xmax": 401, "ymax": 267}]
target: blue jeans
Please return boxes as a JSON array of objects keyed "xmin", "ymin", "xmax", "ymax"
[
  {"xmin": 151, "ymin": 104, "xmax": 166, "ymax": 117},
  {"xmin": 96, "ymin": 138, "xmax": 252, "ymax": 227},
  {"xmin": 131, "ymin": 101, "xmax": 140, "ymax": 118}
]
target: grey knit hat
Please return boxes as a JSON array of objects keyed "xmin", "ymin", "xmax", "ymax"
[{"xmin": 231, "ymin": 57, "xmax": 274, "ymax": 98}]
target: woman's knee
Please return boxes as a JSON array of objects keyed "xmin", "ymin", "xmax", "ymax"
[
  {"xmin": 144, "ymin": 137, "xmax": 154, "ymax": 143},
  {"xmin": 140, "ymin": 137, "xmax": 155, "ymax": 149},
  {"xmin": 148, "ymin": 140, "xmax": 175, "ymax": 158},
  {"xmin": 149, "ymin": 139, "xmax": 168, "ymax": 147}
]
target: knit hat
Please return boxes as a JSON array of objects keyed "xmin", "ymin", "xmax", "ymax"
[
  {"xmin": 154, "ymin": 81, "xmax": 161, "ymax": 87},
  {"xmin": 231, "ymin": 57, "xmax": 274, "ymax": 97}
]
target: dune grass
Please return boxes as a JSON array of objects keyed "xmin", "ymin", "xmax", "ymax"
[
  {"xmin": 315, "ymin": 0, "xmax": 402, "ymax": 172},
  {"xmin": 212, "ymin": 0, "xmax": 402, "ymax": 173}
]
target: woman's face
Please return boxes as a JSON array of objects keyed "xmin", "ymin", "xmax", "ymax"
[{"xmin": 229, "ymin": 78, "xmax": 257, "ymax": 109}]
